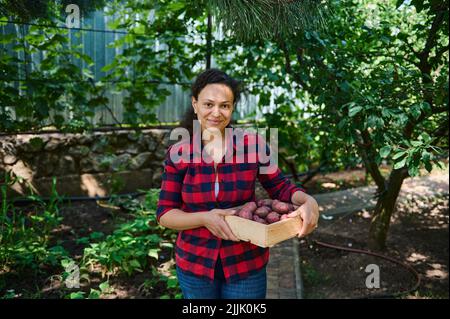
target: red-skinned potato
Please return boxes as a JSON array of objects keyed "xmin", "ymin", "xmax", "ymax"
[
  {"xmin": 266, "ymin": 211, "xmax": 281, "ymax": 224},
  {"xmin": 238, "ymin": 210, "xmax": 253, "ymax": 220},
  {"xmin": 240, "ymin": 201, "xmax": 257, "ymax": 213},
  {"xmin": 254, "ymin": 206, "xmax": 271, "ymax": 218},
  {"xmin": 236, "ymin": 200, "xmax": 297, "ymax": 222},
  {"xmin": 271, "ymin": 200, "xmax": 290, "ymax": 214},
  {"xmin": 236, "ymin": 201, "xmax": 257, "ymax": 220},
  {"xmin": 257, "ymin": 199, "xmax": 273, "ymax": 207},
  {"xmin": 253, "ymin": 215, "xmax": 268, "ymax": 224}
]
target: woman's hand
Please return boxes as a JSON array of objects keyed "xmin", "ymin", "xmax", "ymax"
[
  {"xmin": 288, "ymin": 195, "xmax": 319, "ymax": 238},
  {"xmin": 202, "ymin": 208, "xmax": 240, "ymax": 242}
]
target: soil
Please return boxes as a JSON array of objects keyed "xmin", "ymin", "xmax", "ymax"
[
  {"xmin": 1, "ymin": 200, "xmax": 175, "ymax": 299},
  {"xmin": 2, "ymin": 164, "xmax": 448, "ymax": 299},
  {"xmin": 298, "ymin": 193, "xmax": 449, "ymax": 299}
]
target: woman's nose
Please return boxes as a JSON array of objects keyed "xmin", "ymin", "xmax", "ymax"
[{"xmin": 212, "ymin": 106, "xmax": 221, "ymax": 117}]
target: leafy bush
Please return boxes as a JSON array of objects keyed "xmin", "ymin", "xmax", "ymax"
[{"xmin": 0, "ymin": 174, "xmax": 68, "ymax": 273}]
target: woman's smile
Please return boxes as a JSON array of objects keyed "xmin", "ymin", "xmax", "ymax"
[{"xmin": 207, "ymin": 119, "xmax": 222, "ymax": 125}]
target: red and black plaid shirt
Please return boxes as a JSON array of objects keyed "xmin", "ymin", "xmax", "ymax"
[{"xmin": 156, "ymin": 130, "xmax": 305, "ymax": 283}]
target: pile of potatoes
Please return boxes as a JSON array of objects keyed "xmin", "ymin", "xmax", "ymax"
[{"xmin": 235, "ymin": 199, "xmax": 299, "ymax": 224}]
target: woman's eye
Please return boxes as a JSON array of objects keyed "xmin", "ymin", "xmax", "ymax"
[
  {"xmin": 221, "ymin": 105, "xmax": 230, "ymax": 109},
  {"xmin": 205, "ymin": 103, "xmax": 213, "ymax": 108}
]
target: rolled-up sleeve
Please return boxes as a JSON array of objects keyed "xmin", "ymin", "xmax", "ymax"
[
  {"xmin": 257, "ymin": 140, "xmax": 306, "ymax": 203},
  {"xmin": 156, "ymin": 147, "xmax": 186, "ymax": 223}
]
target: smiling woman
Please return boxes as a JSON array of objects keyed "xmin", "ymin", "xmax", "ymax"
[
  {"xmin": 179, "ymin": 69, "xmax": 241, "ymax": 137},
  {"xmin": 156, "ymin": 68, "xmax": 319, "ymax": 299}
]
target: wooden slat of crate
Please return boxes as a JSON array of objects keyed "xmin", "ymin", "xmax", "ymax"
[{"xmin": 225, "ymin": 215, "xmax": 302, "ymax": 248}]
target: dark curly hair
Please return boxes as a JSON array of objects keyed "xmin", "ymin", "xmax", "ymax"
[{"xmin": 180, "ymin": 68, "xmax": 241, "ymax": 136}]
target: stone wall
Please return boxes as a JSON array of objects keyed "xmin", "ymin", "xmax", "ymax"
[{"xmin": 0, "ymin": 129, "xmax": 171, "ymax": 198}]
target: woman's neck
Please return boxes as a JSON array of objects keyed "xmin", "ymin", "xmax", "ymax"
[{"xmin": 201, "ymin": 129, "xmax": 225, "ymax": 146}]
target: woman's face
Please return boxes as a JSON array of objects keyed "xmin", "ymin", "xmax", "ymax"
[{"xmin": 192, "ymin": 83, "xmax": 234, "ymax": 135}]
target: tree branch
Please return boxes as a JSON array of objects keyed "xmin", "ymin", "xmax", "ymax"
[
  {"xmin": 419, "ymin": 8, "xmax": 445, "ymax": 66},
  {"xmin": 277, "ymin": 39, "xmax": 310, "ymax": 90},
  {"xmin": 359, "ymin": 129, "xmax": 386, "ymax": 192},
  {"xmin": 354, "ymin": 125, "xmax": 386, "ymax": 192},
  {"xmin": 403, "ymin": 99, "xmax": 448, "ymax": 139}
]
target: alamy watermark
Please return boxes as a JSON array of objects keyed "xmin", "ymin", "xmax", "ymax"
[
  {"xmin": 169, "ymin": 121, "xmax": 278, "ymax": 174},
  {"xmin": 65, "ymin": 4, "xmax": 80, "ymax": 29},
  {"xmin": 64, "ymin": 260, "xmax": 80, "ymax": 289},
  {"xmin": 365, "ymin": 264, "xmax": 380, "ymax": 289}
]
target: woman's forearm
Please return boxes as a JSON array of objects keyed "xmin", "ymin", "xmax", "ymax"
[
  {"xmin": 291, "ymin": 190, "xmax": 315, "ymax": 206},
  {"xmin": 158, "ymin": 204, "xmax": 244, "ymax": 231},
  {"xmin": 159, "ymin": 209, "xmax": 207, "ymax": 231}
]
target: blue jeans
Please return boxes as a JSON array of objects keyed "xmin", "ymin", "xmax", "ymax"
[{"xmin": 176, "ymin": 266, "xmax": 267, "ymax": 299}]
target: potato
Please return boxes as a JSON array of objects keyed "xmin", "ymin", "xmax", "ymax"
[
  {"xmin": 235, "ymin": 199, "xmax": 297, "ymax": 222},
  {"xmin": 253, "ymin": 215, "xmax": 268, "ymax": 224},
  {"xmin": 266, "ymin": 211, "xmax": 281, "ymax": 224},
  {"xmin": 240, "ymin": 201, "xmax": 257, "ymax": 213},
  {"xmin": 271, "ymin": 200, "xmax": 290, "ymax": 214},
  {"xmin": 254, "ymin": 206, "xmax": 271, "ymax": 218},
  {"xmin": 257, "ymin": 199, "xmax": 273, "ymax": 207},
  {"xmin": 280, "ymin": 214, "xmax": 289, "ymax": 220},
  {"xmin": 238, "ymin": 209, "xmax": 253, "ymax": 220}
]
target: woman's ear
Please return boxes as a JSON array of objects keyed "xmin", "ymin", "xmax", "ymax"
[{"xmin": 191, "ymin": 97, "xmax": 198, "ymax": 114}]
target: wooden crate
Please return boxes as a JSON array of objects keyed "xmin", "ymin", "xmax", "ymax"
[{"xmin": 224, "ymin": 215, "xmax": 303, "ymax": 248}]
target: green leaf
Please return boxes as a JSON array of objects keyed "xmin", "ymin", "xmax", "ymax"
[
  {"xmin": 380, "ymin": 146, "xmax": 391, "ymax": 158},
  {"xmin": 167, "ymin": 277, "xmax": 178, "ymax": 288},
  {"xmin": 394, "ymin": 157, "xmax": 407, "ymax": 169},
  {"xmin": 349, "ymin": 106, "xmax": 363, "ymax": 117},
  {"xmin": 61, "ymin": 258, "xmax": 76, "ymax": 269},
  {"xmin": 424, "ymin": 160, "xmax": 433, "ymax": 172},
  {"xmin": 167, "ymin": 2, "xmax": 185, "ymax": 11},
  {"xmin": 410, "ymin": 104, "xmax": 422, "ymax": 120},
  {"xmin": 408, "ymin": 164, "xmax": 419, "ymax": 177},
  {"xmin": 382, "ymin": 108, "xmax": 395, "ymax": 118},
  {"xmin": 99, "ymin": 282, "xmax": 111, "ymax": 293},
  {"xmin": 436, "ymin": 161, "xmax": 446, "ymax": 170},
  {"xmin": 420, "ymin": 102, "xmax": 432, "ymax": 114},
  {"xmin": 148, "ymin": 249, "xmax": 159, "ymax": 260},
  {"xmin": 129, "ymin": 259, "xmax": 141, "ymax": 269},
  {"xmin": 421, "ymin": 150, "xmax": 432, "ymax": 162},
  {"xmin": 419, "ymin": 132, "xmax": 431, "ymax": 143},
  {"xmin": 101, "ymin": 62, "xmax": 116, "ymax": 73},
  {"xmin": 69, "ymin": 292, "xmax": 85, "ymax": 299},
  {"xmin": 392, "ymin": 150, "xmax": 407, "ymax": 160},
  {"xmin": 88, "ymin": 289, "xmax": 101, "ymax": 299},
  {"xmin": 89, "ymin": 232, "xmax": 105, "ymax": 240},
  {"xmin": 147, "ymin": 234, "xmax": 162, "ymax": 243}
]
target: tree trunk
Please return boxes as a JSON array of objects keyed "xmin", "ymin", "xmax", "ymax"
[
  {"xmin": 368, "ymin": 168, "xmax": 408, "ymax": 250},
  {"xmin": 206, "ymin": 12, "xmax": 212, "ymax": 69}
]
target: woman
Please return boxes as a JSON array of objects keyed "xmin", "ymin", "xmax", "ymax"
[{"xmin": 156, "ymin": 69, "xmax": 319, "ymax": 299}]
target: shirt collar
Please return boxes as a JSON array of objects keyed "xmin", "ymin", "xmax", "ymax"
[{"xmin": 191, "ymin": 125, "xmax": 238, "ymax": 162}]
